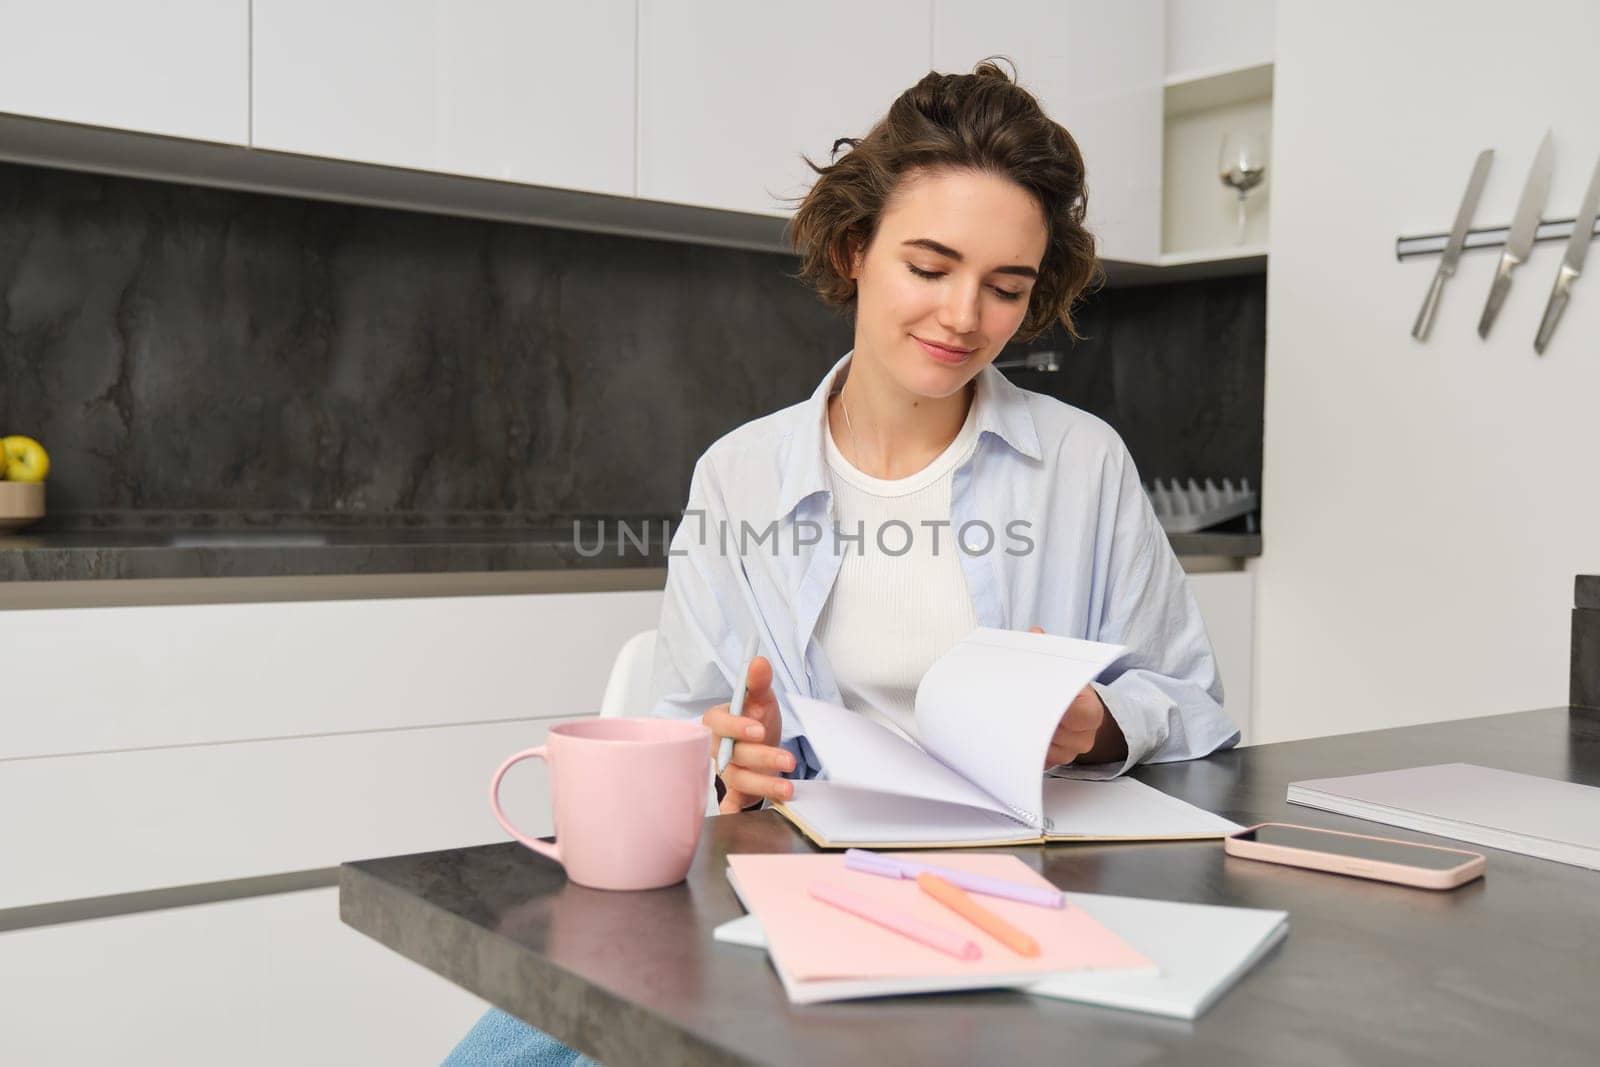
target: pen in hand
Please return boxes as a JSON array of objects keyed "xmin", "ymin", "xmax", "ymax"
[{"xmin": 716, "ymin": 633, "xmax": 763, "ymax": 774}]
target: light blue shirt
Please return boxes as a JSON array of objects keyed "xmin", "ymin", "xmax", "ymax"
[{"xmin": 651, "ymin": 351, "xmax": 1238, "ymax": 780}]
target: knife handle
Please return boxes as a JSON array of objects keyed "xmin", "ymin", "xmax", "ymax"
[
  {"xmin": 1412, "ymin": 268, "xmax": 1449, "ymax": 341},
  {"xmin": 1477, "ymin": 252, "xmax": 1520, "ymax": 339},
  {"xmin": 1534, "ymin": 263, "xmax": 1580, "ymax": 355}
]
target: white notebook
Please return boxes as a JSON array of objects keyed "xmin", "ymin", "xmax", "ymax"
[
  {"xmin": 1288, "ymin": 762, "xmax": 1600, "ymax": 871},
  {"xmin": 775, "ymin": 628, "xmax": 1241, "ymax": 848},
  {"xmin": 715, "ymin": 884, "xmax": 1287, "ymax": 1017}
]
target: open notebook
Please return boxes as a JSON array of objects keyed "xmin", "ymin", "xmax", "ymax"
[{"xmin": 774, "ymin": 628, "xmax": 1241, "ymax": 848}]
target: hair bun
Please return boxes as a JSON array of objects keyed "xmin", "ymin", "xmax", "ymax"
[{"xmin": 970, "ymin": 57, "xmax": 1018, "ymax": 84}]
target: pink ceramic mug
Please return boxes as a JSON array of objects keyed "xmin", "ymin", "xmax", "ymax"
[{"xmin": 489, "ymin": 718, "xmax": 713, "ymax": 891}]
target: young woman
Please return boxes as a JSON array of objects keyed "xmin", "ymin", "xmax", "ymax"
[
  {"xmin": 664, "ymin": 60, "xmax": 1236, "ymax": 810},
  {"xmin": 447, "ymin": 59, "xmax": 1236, "ymax": 1066}
]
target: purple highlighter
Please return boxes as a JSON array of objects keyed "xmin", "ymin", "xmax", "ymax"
[{"xmin": 843, "ymin": 849, "xmax": 1066, "ymax": 909}]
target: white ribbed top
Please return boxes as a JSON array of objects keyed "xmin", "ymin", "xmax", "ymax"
[{"xmin": 814, "ymin": 397, "xmax": 981, "ymax": 742}]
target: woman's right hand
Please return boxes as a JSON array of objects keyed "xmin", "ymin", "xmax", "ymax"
[{"xmin": 702, "ymin": 655, "xmax": 795, "ymax": 813}]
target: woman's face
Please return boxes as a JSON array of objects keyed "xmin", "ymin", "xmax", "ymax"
[{"xmin": 848, "ymin": 166, "xmax": 1048, "ymax": 400}]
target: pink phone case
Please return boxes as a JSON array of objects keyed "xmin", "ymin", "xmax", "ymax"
[{"xmin": 1224, "ymin": 822, "xmax": 1486, "ymax": 889}]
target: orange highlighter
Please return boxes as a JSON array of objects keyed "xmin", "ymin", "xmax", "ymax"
[{"xmin": 916, "ymin": 872, "xmax": 1040, "ymax": 957}]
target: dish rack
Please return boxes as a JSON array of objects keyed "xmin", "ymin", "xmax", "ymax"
[{"xmin": 1145, "ymin": 478, "xmax": 1257, "ymax": 533}]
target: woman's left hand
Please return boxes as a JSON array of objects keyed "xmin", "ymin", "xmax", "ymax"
[
  {"xmin": 1029, "ymin": 626, "xmax": 1125, "ymax": 767},
  {"xmin": 1045, "ymin": 684, "xmax": 1110, "ymax": 766}
]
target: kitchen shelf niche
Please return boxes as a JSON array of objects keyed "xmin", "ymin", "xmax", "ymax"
[
  {"xmin": 1160, "ymin": 61, "xmax": 1273, "ymax": 267},
  {"xmin": 1163, "ymin": 62, "xmax": 1274, "ymax": 116}
]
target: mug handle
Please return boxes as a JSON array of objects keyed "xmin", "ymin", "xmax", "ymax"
[{"xmin": 489, "ymin": 746, "xmax": 561, "ymax": 865}]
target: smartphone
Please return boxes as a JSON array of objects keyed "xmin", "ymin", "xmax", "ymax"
[{"xmin": 1224, "ymin": 822, "xmax": 1485, "ymax": 889}]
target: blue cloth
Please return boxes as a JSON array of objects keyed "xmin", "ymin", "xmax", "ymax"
[
  {"xmin": 442, "ymin": 1008, "xmax": 601, "ymax": 1067},
  {"xmin": 651, "ymin": 350, "xmax": 1239, "ymax": 778}
]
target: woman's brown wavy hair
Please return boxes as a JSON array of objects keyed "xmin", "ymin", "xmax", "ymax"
[{"xmin": 786, "ymin": 58, "xmax": 1100, "ymax": 342}]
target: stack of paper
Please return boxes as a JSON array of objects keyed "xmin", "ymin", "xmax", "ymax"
[
  {"xmin": 720, "ymin": 853, "xmax": 1288, "ymax": 1016},
  {"xmin": 1288, "ymin": 762, "xmax": 1600, "ymax": 871},
  {"xmin": 723, "ymin": 853, "xmax": 1152, "ymax": 1004}
]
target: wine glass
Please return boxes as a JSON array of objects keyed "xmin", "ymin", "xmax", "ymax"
[{"xmin": 1219, "ymin": 132, "xmax": 1267, "ymax": 245}]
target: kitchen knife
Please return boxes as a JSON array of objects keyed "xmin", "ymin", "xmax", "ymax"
[
  {"xmin": 1533, "ymin": 153, "xmax": 1600, "ymax": 355},
  {"xmin": 1413, "ymin": 148, "xmax": 1494, "ymax": 341},
  {"xmin": 1478, "ymin": 130, "xmax": 1555, "ymax": 338}
]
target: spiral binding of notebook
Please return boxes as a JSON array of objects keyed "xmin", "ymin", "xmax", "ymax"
[
  {"xmin": 1146, "ymin": 478, "xmax": 1258, "ymax": 534},
  {"xmin": 1002, "ymin": 800, "xmax": 1053, "ymax": 834}
]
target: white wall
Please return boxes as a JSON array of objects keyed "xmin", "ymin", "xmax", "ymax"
[
  {"xmin": 1256, "ymin": 0, "xmax": 1600, "ymax": 743},
  {"xmin": 1164, "ymin": 0, "xmax": 1274, "ymax": 78}
]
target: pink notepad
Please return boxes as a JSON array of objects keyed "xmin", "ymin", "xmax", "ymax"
[{"xmin": 726, "ymin": 852, "xmax": 1152, "ymax": 984}]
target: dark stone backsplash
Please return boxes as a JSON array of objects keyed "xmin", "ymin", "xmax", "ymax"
[
  {"xmin": 0, "ymin": 161, "xmax": 850, "ymax": 519},
  {"xmin": 0, "ymin": 161, "xmax": 1263, "ymax": 526},
  {"xmin": 1021, "ymin": 273, "xmax": 1266, "ymax": 493}
]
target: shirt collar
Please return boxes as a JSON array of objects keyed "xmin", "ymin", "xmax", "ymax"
[{"xmin": 773, "ymin": 349, "xmax": 1043, "ymax": 522}]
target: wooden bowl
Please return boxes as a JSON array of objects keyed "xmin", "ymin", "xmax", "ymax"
[{"xmin": 0, "ymin": 480, "xmax": 45, "ymax": 530}]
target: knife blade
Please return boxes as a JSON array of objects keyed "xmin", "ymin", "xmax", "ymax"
[
  {"xmin": 1478, "ymin": 130, "xmax": 1555, "ymax": 338},
  {"xmin": 1533, "ymin": 153, "xmax": 1600, "ymax": 354},
  {"xmin": 1413, "ymin": 148, "xmax": 1494, "ymax": 341}
]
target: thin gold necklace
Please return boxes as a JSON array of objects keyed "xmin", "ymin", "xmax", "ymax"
[
  {"xmin": 838, "ymin": 389, "xmax": 864, "ymax": 470},
  {"xmin": 838, "ymin": 384, "xmax": 973, "ymax": 472}
]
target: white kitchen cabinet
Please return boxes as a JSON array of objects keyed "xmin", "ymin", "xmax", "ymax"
[
  {"xmin": 637, "ymin": 0, "xmax": 933, "ymax": 217},
  {"xmin": 1187, "ymin": 570, "xmax": 1256, "ymax": 745},
  {"xmin": 0, "ymin": 1, "xmax": 1182, "ymax": 259},
  {"xmin": 0, "ymin": 0, "xmax": 248, "ymax": 144},
  {"xmin": 0, "ymin": 584, "xmax": 664, "ymax": 1059},
  {"xmin": 933, "ymin": 0, "xmax": 1166, "ymax": 263},
  {"xmin": 251, "ymin": 0, "xmax": 636, "ymax": 196},
  {"xmin": 0, "ymin": 887, "xmax": 487, "ymax": 1065},
  {"xmin": 1164, "ymin": 0, "xmax": 1275, "ymax": 80},
  {"xmin": 0, "ymin": 716, "xmax": 578, "ymax": 910},
  {"xmin": 2, "ymin": 589, "xmax": 666, "ymax": 760},
  {"xmin": 0, "ymin": 587, "xmax": 663, "ymax": 907}
]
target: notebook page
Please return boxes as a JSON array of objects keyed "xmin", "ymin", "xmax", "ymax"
[
  {"xmin": 787, "ymin": 695, "xmax": 1007, "ymax": 816},
  {"xmin": 1040, "ymin": 777, "xmax": 1244, "ymax": 839},
  {"xmin": 781, "ymin": 781, "xmax": 1031, "ymax": 846},
  {"xmin": 915, "ymin": 629, "xmax": 1125, "ymax": 827}
]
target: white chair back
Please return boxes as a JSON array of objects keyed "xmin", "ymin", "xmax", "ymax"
[
  {"xmin": 598, "ymin": 629, "xmax": 720, "ymax": 816},
  {"xmin": 599, "ymin": 629, "xmax": 658, "ymax": 718}
]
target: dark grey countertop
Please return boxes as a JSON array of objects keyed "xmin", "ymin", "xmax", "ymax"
[
  {"xmin": 1165, "ymin": 530, "xmax": 1261, "ymax": 558},
  {"xmin": 0, "ymin": 512, "xmax": 1260, "ymax": 582},
  {"xmin": 341, "ymin": 707, "xmax": 1600, "ymax": 1067},
  {"xmin": 0, "ymin": 513, "xmax": 672, "ymax": 581}
]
